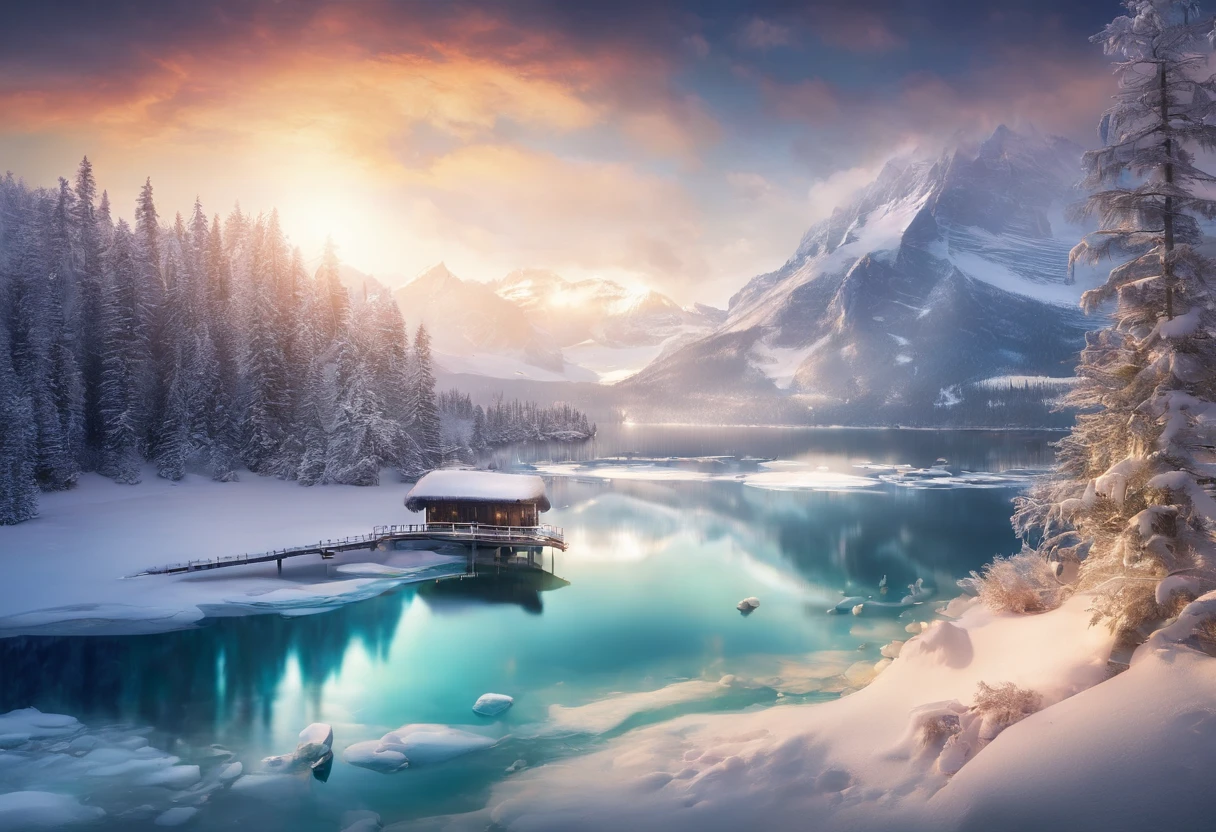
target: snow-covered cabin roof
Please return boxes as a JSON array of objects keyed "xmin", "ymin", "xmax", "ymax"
[{"xmin": 405, "ymin": 471, "xmax": 551, "ymax": 512}]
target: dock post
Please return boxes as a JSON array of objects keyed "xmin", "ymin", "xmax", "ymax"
[
  {"xmin": 277, "ymin": 558, "xmax": 282, "ymax": 575},
  {"xmin": 468, "ymin": 540, "xmax": 475, "ymax": 575}
]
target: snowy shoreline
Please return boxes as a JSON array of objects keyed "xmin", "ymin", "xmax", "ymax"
[
  {"xmin": 0, "ymin": 467, "xmax": 462, "ymax": 636},
  {"xmin": 408, "ymin": 592, "xmax": 1216, "ymax": 832}
]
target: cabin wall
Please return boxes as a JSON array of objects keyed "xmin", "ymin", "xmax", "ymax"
[{"xmin": 425, "ymin": 502, "xmax": 539, "ymax": 526}]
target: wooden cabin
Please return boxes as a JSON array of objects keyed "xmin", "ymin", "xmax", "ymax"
[{"xmin": 404, "ymin": 470, "xmax": 552, "ymax": 528}]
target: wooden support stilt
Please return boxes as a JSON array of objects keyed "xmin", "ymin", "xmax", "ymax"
[{"xmin": 277, "ymin": 558, "xmax": 282, "ymax": 575}]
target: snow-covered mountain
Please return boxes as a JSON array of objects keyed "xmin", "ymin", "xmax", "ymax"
[
  {"xmin": 393, "ymin": 264, "xmax": 723, "ymax": 384},
  {"xmin": 623, "ymin": 126, "xmax": 1099, "ymax": 425}
]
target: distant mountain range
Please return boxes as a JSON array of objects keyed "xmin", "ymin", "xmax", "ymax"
[
  {"xmin": 390, "ymin": 264, "xmax": 723, "ymax": 384},
  {"xmin": 619, "ymin": 125, "xmax": 1098, "ymax": 425},
  {"xmin": 374, "ymin": 125, "xmax": 1098, "ymax": 427}
]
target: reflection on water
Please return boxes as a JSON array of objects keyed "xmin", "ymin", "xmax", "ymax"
[
  {"xmin": 418, "ymin": 568, "xmax": 571, "ymax": 616},
  {"xmin": 0, "ymin": 428, "xmax": 1053, "ymax": 829}
]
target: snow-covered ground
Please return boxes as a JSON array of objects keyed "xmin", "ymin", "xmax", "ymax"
[
  {"xmin": 0, "ymin": 468, "xmax": 463, "ymax": 636},
  {"xmin": 404, "ymin": 591, "xmax": 1216, "ymax": 832}
]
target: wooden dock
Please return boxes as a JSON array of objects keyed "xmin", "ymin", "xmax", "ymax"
[{"xmin": 129, "ymin": 522, "xmax": 566, "ymax": 577}]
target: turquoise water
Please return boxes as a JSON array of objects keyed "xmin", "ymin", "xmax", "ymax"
[{"xmin": 0, "ymin": 428, "xmax": 1055, "ymax": 829}]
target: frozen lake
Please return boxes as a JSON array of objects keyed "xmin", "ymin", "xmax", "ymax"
[{"xmin": 0, "ymin": 427, "xmax": 1057, "ymax": 830}]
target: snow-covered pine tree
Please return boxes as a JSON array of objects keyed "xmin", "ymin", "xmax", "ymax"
[
  {"xmin": 296, "ymin": 354, "xmax": 330, "ymax": 486},
  {"xmin": 74, "ymin": 157, "xmax": 106, "ymax": 467},
  {"xmin": 135, "ymin": 178, "xmax": 169, "ymax": 456},
  {"xmin": 98, "ymin": 220, "xmax": 149, "ymax": 484},
  {"xmin": 325, "ymin": 329, "xmax": 403, "ymax": 486},
  {"xmin": 269, "ymin": 247, "xmax": 317, "ymax": 480},
  {"xmin": 9, "ymin": 190, "xmax": 78, "ymax": 491},
  {"xmin": 1014, "ymin": 0, "xmax": 1216, "ymax": 632},
  {"xmin": 411, "ymin": 323, "xmax": 442, "ymax": 470},
  {"xmin": 203, "ymin": 213, "xmax": 239, "ymax": 482},
  {"xmin": 472, "ymin": 404, "xmax": 487, "ymax": 452},
  {"xmin": 156, "ymin": 343, "xmax": 191, "ymax": 481},
  {"xmin": 0, "ymin": 313, "xmax": 38, "ymax": 524},
  {"xmin": 316, "ymin": 236, "xmax": 349, "ymax": 349}
]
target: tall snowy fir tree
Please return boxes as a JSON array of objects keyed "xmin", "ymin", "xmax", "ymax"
[
  {"xmin": 74, "ymin": 157, "xmax": 106, "ymax": 468},
  {"xmin": 0, "ymin": 315, "xmax": 38, "ymax": 524},
  {"xmin": 1014, "ymin": 0, "xmax": 1216, "ymax": 633},
  {"xmin": 98, "ymin": 220, "xmax": 148, "ymax": 484},
  {"xmin": 411, "ymin": 323, "xmax": 442, "ymax": 471}
]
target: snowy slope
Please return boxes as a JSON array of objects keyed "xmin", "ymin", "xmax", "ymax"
[{"xmin": 625, "ymin": 126, "xmax": 1098, "ymax": 425}]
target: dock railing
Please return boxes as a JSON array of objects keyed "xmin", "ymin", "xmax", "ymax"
[{"xmin": 130, "ymin": 523, "xmax": 565, "ymax": 577}]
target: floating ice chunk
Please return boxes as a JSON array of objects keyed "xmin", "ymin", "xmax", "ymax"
[
  {"xmin": 0, "ymin": 791, "xmax": 105, "ymax": 828},
  {"xmin": 737, "ymin": 596, "xmax": 760, "ymax": 612},
  {"xmin": 154, "ymin": 807, "xmax": 198, "ymax": 827},
  {"xmin": 505, "ymin": 759, "xmax": 528, "ymax": 773},
  {"xmin": 880, "ymin": 640, "xmax": 904, "ymax": 659},
  {"xmin": 829, "ymin": 596, "xmax": 867, "ymax": 614},
  {"xmin": 217, "ymin": 762, "xmax": 242, "ymax": 783},
  {"xmin": 136, "ymin": 764, "xmax": 200, "ymax": 789},
  {"xmin": 344, "ymin": 724, "xmax": 495, "ymax": 773},
  {"xmin": 342, "ymin": 741, "xmax": 409, "ymax": 774},
  {"xmin": 295, "ymin": 723, "xmax": 334, "ymax": 762},
  {"xmin": 852, "ymin": 604, "xmax": 865, "ymax": 616},
  {"xmin": 473, "ymin": 694, "xmax": 514, "ymax": 717},
  {"xmin": 0, "ymin": 708, "xmax": 83, "ymax": 748}
]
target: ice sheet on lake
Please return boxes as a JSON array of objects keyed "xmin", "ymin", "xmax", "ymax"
[
  {"xmin": 877, "ymin": 467, "xmax": 1042, "ymax": 489},
  {"xmin": 0, "ymin": 708, "xmax": 240, "ymax": 828},
  {"xmin": 742, "ymin": 471, "xmax": 878, "ymax": 492}
]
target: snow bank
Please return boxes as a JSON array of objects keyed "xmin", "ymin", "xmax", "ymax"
[
  {"xmin": 417, "ymin": 594, "xmax": 1115, "ymax": 832},
  {"xmin": 343, "ymin": 724, "xmax": 496, "ymax": 773},
  {"xmin": 405, "ymin": 470, "xmax": 550, "ymax": 511}
]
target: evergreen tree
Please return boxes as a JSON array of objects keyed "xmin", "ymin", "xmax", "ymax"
[
  {"xmin": 316, "ymin": 236, "xmax": 349, "ymax": 349},
  {"xmin": 411, "ymin": 323, "xmax": 442, "ymax": 470},
  {"xmin": 98, "ymin": 221, "xmax": 149, "ymax": 484},
  {"xmin": 74, "ymin": 157, "xmax": 106, "ymax": 466},
  {"xmin": 296, "ymin": 355, "xmax": 330, "ymax": 486},
  {"xmin": 204, "ymin": 214, "xmax": 239, "ymax": 481},
  {"xmin": 326, "ymin": 330, "xmax": 403, "ymax": 486},
  {"xmin": 156, "ymin": 344, "xmax": 191, "ymax": 481},
  {"xmin": 0, "ymin": 316, "xmax": 38, "ymax": 524},
  {"xmin": 1015, "ymin": 0, "xmax": 1216, "ymax": 632}
]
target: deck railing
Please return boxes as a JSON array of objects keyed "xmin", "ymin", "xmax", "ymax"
[{"xmin": 372, "ymin": 522, "xmax": 564, "ymax": 543}]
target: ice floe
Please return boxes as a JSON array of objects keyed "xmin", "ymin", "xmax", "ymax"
[
  {"xmin": 0, "ymin": 708, "xmax": 238, "ymax": 829},
  {"xmin": 0, "ymin": 791, "xmax": 105, "ymax": 829},
  {"xmin": 473, "ymin": 694, "xmax": 515, "ymax": 717},
  {"xmin": 343, "ymin": 724, "xmax": 496, "ymax": 773}
]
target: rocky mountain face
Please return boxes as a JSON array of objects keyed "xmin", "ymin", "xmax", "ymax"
[{"xmin": 621, "ymin": 126, "xmax": 1098, "ymax": 426}]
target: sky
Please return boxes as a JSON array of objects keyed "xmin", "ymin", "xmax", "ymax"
[{"xmin": 0, "ymin": 0, "xmax": 1120, "ymax": 306}]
